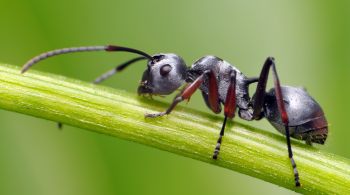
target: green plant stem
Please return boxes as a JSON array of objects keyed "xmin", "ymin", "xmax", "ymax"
[{"xmin": 0, "ymin": 64, "xmax": 349, "ymax": 194}]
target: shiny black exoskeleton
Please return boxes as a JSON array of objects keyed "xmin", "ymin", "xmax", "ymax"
[{"xmin": 21, "ymin": 45, "xmax": 328, "ymax": 187}]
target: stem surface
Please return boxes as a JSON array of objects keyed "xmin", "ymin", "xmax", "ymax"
[{"xmin": 0, "ymin": 64, "xmax": 349, "ymax": 194}]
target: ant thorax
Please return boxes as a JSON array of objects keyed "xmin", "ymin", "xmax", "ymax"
[{"xmin": 187, "ymin": 55, "xmax": 251, "ymax": 110}]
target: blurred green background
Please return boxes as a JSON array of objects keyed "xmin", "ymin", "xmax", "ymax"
[{"xmin": 0, "ymin": 0, "xmax": 349, "ymax": 194}]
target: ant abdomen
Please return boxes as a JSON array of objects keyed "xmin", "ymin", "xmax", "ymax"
[{"xmin": 264, "ymin": 86, "xmax": 328, "ymax": 144}]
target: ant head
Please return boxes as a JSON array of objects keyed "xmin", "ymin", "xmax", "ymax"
[{"xmin": 138, "ymin": 53, "xmax": 187, "ymax": 95}]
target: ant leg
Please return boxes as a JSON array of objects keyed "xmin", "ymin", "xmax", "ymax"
[
  {"xmin": 207, "ymin": 70, "xmax": 221, "ymax": 113},
  {"xmin": 251, "ymin": 57, "xmax": 300, "ymax": 187},
  {"xmin": 57, "ymin": 122, "xmax": 63, "ymax": 129},
  {"xmin": 93, "ymin": 56, "xmax": 147, "ymax": 84},
  {"xmin": 213, "ymin": 71, "xmax": 236, "ymax": 159},
  {"xmin": 200, "ymin": 70, "xmax": 222, "ymax": 113},
  {"xmin": 145, "ymin": 69, "xmax": 218, "ymax": 118},
  {"xmin": 145, "ymin": 71, "xmax": 208, "ymax": 118}
]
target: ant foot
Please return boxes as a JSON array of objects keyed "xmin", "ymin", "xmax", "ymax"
[{"xmin": 145, "ymin": 112, "xmax": 167, "ymax": 118}]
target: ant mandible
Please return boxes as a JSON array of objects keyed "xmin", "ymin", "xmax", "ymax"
[{"xmin": 21, "ymin": 45, "xmax": 328, "ymax": 187}]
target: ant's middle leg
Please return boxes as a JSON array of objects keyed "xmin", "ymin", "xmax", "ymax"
[{"xmin": 213, "ymin": 70, "xmax": 236, "ymax": 159}]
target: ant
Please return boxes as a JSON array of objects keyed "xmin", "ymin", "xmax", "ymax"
[{"xmin": 21, "ymin": 45, "xmax": 328, "ymax": 187}]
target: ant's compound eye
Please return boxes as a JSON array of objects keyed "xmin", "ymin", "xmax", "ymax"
[{"xmin": 160, "ymin": 64, "xmax": 172, "ymax": 76}]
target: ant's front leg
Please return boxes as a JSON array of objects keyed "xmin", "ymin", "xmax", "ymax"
[{"xmin": 145, "ymin": 69, "xmax": 220, "ymax": 118}]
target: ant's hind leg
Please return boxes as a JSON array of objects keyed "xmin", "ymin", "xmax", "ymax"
[{"xmin": 251, "ymin": 57, "xmax": 300, "ymax": 187}]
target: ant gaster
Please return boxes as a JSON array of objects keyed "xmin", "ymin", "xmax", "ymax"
[{"xmin": 21, "ymin": 45, "xmax": 328, "ymax": 187}]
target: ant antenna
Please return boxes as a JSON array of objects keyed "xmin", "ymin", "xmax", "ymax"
[{"xmin": 21, "ymin": 45, "xmax": 153, "ymax": 73}]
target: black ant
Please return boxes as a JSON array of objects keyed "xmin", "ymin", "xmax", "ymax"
[{"xmin": 21, "ymin": 45, "xmax": 328, "ymax": 187}]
